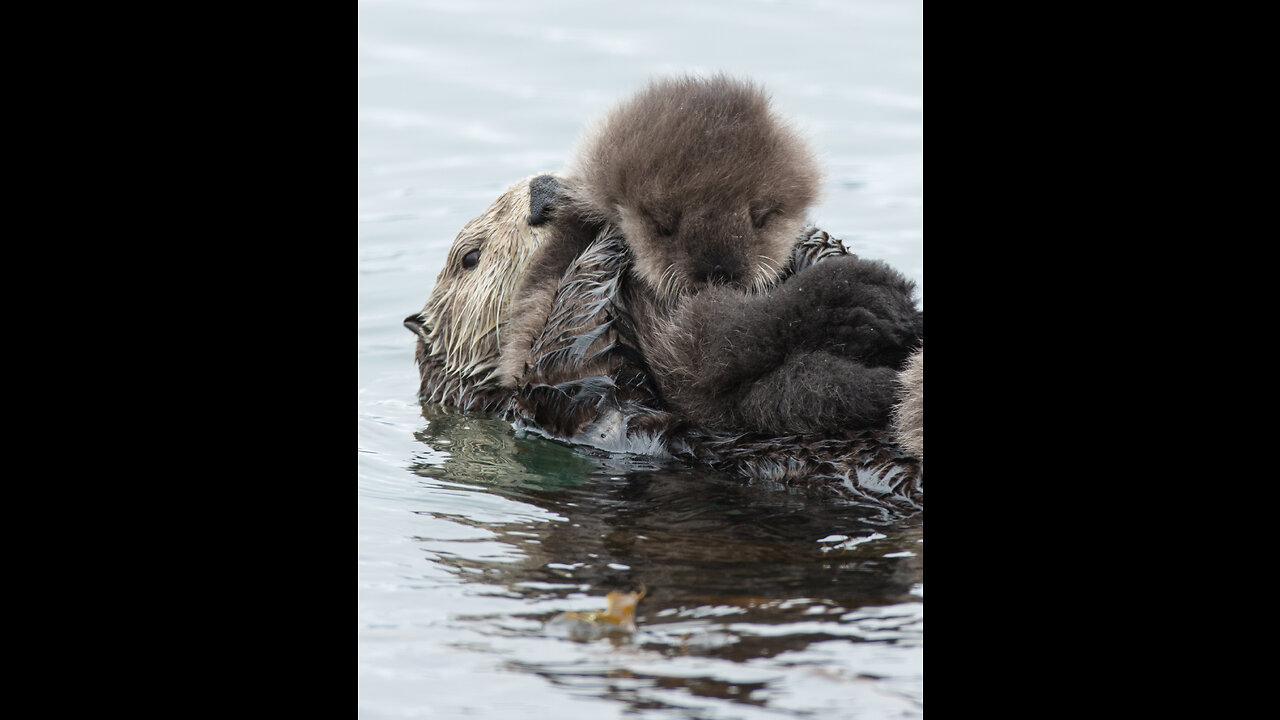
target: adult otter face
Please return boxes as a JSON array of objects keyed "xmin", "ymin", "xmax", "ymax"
[
  {"xmin": 571, "ymin": 74, "xmax": 821, "ymax": 297},
  {"xmin": 404, "ymin": 173, "xmax": 563, "ymax": 409}
]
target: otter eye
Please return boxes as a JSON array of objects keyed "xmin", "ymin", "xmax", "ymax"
[
  {"xmin": 461, "ymin": 249, "xmax": 481, "ymax": 270},
  {"xmin": 753, "ymin": 208, "xmax": 780, "ymax": 229},
  {"xmin": 651, "ymin": 215, "xmax": 678, "ymax": 238}
]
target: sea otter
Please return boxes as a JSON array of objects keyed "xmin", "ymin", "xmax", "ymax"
[
  {"xmin": 504, "ymin": 74, "xmax": 923, "ymax": 436},
  {"xmin": 407, "ymin": 175, "xmax": 924, "ymax": 509}
]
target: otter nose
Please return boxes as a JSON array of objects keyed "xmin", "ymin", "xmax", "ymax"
[
  {"xmin": 693, "ymin": 262, "xmax": 740, "ymax": 286},
  {"xmin": 404, "ymin": 314, "xmax": 430, "ymax": 342}
]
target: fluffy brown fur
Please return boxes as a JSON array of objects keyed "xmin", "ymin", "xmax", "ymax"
[
  {"xmin": 629, "ymin": 249, "xmax": 922, "ymax": 434},
  {"xmin": 568, "ymin": 73, "xmax": 820, "ymax": 298}
]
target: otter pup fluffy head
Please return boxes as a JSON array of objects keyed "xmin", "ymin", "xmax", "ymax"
[
  {"xmin": 405, "ymin": 173, "xmax": 563, "ymax": 409},
  {"xmin": 569, "ymin": 74, "xmax": 821, "ymax": 296}
]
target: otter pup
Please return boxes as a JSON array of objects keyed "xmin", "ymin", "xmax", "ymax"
[
  {"xmin": 553, "ymin": 74, "xmax": 923, "ymax": 435},
  {"xmin": 569, "ymin": 73, "xmax": 821, "ymax": 296}
]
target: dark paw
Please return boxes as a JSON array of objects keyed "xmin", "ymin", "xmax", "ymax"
[
  {"xmin": 791, "ymin": 256, "xmax": 914, "ymax": 307},
  {"xmin": 776, "ymin": 256, "xmax": 920, "ymax": 364},
  {"xmin": 528, "ymin": 174, "xmax": 562, "ymax": 226},
  {"xmin": 824, "ymin": 310, "xmax": 917, "ymax": 367},
  {"xmin": 733, "ymin": 352, "xmax": 902, "ymax": 433}
]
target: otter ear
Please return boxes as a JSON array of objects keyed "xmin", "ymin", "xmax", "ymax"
[{"xmin": 528, "ymin": 174, "xmax": 562, "ymax": 226}]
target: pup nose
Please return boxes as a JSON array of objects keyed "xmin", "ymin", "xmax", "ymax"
[{"xmin": 693, "ymin": 263, "xmax": 739, "ymax": 285}]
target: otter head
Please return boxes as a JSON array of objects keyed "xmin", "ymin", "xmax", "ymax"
[
  {"xmin": 404, "ymin": 173, "xmax": 563, "ymax": 410},
  {"xmin": 570, "ymin": 74, "xmax": 821, "ymax": 298}
]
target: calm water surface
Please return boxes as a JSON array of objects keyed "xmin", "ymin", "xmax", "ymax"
[{"xmin": 358, "ymin": 1, "xmax": 923, "ymax": 717}]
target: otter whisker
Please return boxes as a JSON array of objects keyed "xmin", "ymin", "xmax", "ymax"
[
  {"xmin": 654, "ymin": 262, "xmax": 685, "ymax": 304},
  {"xmin": 750, "ymin": 263, "xmax": 770, "ymax": 294},
  {"xmin": 662, "ymin": 263, "xmax": 680, "ymax": 293},
  {"xmin": 747, "ymin": 255, "xmax": 785, "ymax": 295}
]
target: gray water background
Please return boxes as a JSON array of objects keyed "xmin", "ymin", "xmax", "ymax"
[{"xmin": 358, "ymin": 1, "xmax": 923, "ymax": 717}]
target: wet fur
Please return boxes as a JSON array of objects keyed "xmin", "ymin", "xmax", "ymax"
[
  {"xmin": 504, "ymin": 224, "xmax": 675, "ymax": 453},
  {"xmin": 893, "ymin": 346, "xmax": 924, "ymax": 459},
  {"xmin": 405, "ymin": 173, "xmax": 564, "ymax": 412}
]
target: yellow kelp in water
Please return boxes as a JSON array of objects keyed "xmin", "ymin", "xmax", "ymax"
[{"xmin": 545, "ymin": 589, "xmax": 646, "ymax": 641}]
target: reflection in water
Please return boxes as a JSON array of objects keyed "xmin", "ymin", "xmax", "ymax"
[{"xmin": 409, "ymin": 403, "xmax": 923, "ymax": 715}]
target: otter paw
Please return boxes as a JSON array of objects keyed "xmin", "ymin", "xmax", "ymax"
[
  {"xmin": 818, "ymin": 307, "xmax": 911, "ymax": 361},
  {"xmin": 786, "ymin": 255, "xmax": 915, "ymax": 312}
]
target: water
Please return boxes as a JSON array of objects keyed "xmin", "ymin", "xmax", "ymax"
[{"xmin": 358, "ymin": 1, "xmax": 923, "ymax": 717}]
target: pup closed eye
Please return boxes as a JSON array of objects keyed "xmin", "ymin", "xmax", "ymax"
[
  {"xmin": 648, "ymin": 212, "xmax": 680, "ymax": 238},
  {"xmin": 751, "ymin": 207, "xmax": 780, "ymax": 229}
]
